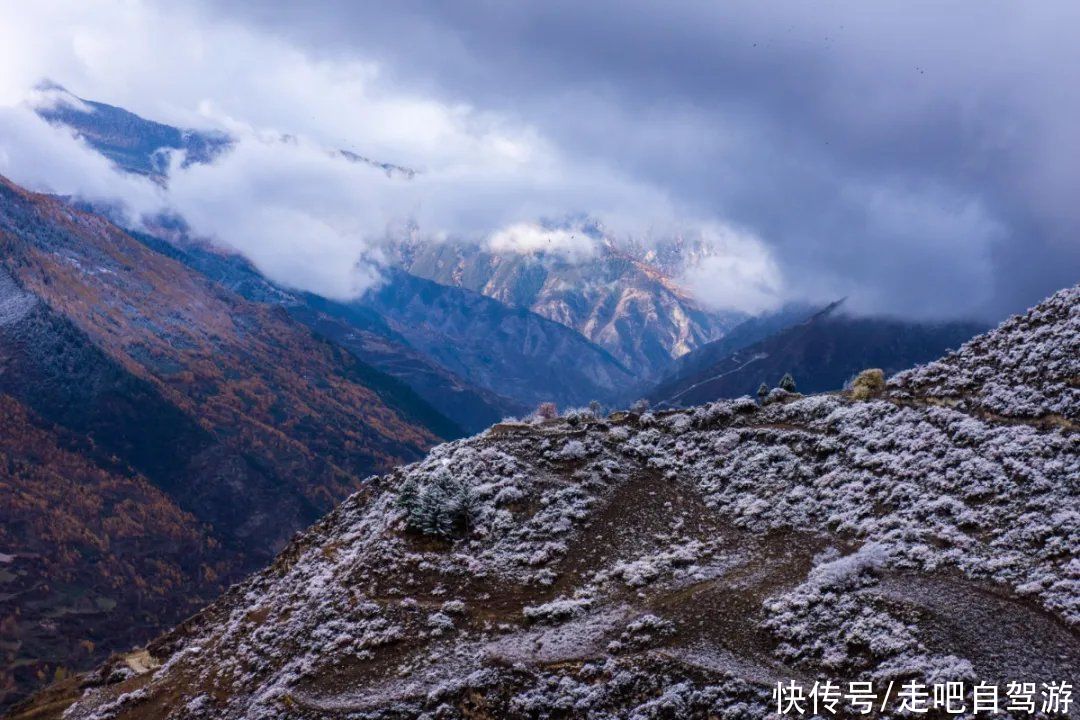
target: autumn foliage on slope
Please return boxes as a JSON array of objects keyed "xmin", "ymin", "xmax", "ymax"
[
  {"xmin": 0, "ymin": 394, "xmax": 231, "ymax": 707},
  {"xmin": 0, "ymin": 174, "xmax": 455, "ymax": 709}
]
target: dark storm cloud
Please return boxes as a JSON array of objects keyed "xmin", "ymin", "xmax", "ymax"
[{"xmin": 201, "ymin": 0, "xmax": 1080, "ymax": 319}]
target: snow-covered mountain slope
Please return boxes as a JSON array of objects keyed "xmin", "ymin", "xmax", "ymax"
[
  {"xmin": 889, "ymin": 288, "xmax": 1080, "ymax": 422},
  {"xmin": 23, "ymin": 285, "xmax": 1077, "ymax": 720}
]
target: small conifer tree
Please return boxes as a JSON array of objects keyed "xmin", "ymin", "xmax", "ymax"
[
  {"xmin": 397, "ymin": 476, "xmax": 419, "ymax": 515},
  {"xmin": 404, "ymin": 469, "xmax": 476, "ymax": 539},
  {"xmin": 779, "ymin": 373, "xmax": 797, "ymax": 392},
  {"xmin": 453, "ymin": 482, "xmax": 478, "ymax": 535},
  {"xmin": 757, "ymin": 382, "xmax": 769, "ymax": 399},
  {"xmin": 412, "ymin": 482, "xmax": 450, "ymax": 536}
]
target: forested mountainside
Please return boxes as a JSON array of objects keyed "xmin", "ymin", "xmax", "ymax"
[
  {"xmin": 0, "ymin": 175, "xmax": 453, "ymax": 709},
  {"xmin": 25, "ymin": 284, "xmax": 1077, "ymax": 720},
  {"xmin": 131, "ymin": 224, "xmax": 654, "ymax": 416},
  {"xmin": 649, "ymin": 301, "xmax": 987, "ymax": 407},
  {"xmin": 396, "ymin": 237, "xmax": 739, "ymax": 379},
  {"xmin": 121, "ymin": 222, "xmax": 638, "ymax": 421},
  {"xmin": 360, "ymin": 268, "xmax": 639, "ymax": 409},
  {"xmin": 129, "ymin": 231, "xmax": 521, "ymax": 434},
  {"xmin": 133, "ymin": 222, "xmax": 647, "ymax": 422},
  {"xmin": 0, "ymin": 394, "xmax": 231, "ymax": 710}
]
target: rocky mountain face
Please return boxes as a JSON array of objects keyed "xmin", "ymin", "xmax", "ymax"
[
  {"xmin": 396, "ymin": 237, "xmax": 740, "ymax": 380},
  {"xmin": 0, "ymin": 175, "xmax": 453, "ymax": 709},
  {"xmin": 649, "ymin": 301, "xmax": 987, "ymax": 407},
  {"xmin": 27, "ymin": 285, "xmax": 1077, "ymax": 720}
]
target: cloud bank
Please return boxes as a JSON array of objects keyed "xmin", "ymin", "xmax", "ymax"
[
  {"xmin": 0, "ymin": 0, "xmax": 1076, "ymax": 318},
  {"xmin": 0, "ymin": 1, "xmax": 778, "ymax": 308}
]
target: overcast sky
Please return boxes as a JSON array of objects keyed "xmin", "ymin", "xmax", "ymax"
[{"xmin": 0, "ymin": 1, "xmax": 1077, "ymax": 318}]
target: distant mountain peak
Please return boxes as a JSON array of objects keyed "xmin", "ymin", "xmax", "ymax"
[{"xmin": 32, "ymin": 84, "xmax": 414, "ymax": 184}]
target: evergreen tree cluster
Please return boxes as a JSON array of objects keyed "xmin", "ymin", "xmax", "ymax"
[
  {"xmin": 757, "ymin": 373, "xmax": 797, "ymax": 401},
  {"xmin": 396, "ymin": 468, "xmax": 476, "ymax": 539}
]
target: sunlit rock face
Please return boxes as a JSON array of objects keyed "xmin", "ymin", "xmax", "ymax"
[{"xmin": 395, "ymin": 236, "xmax": 742, "ymax": 381}]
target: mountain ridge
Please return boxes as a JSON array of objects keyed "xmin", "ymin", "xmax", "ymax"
[
  {"xmin": 649, "ymin": 300, "xmax": 988, "ymax": 407},
  {"xmin": 126, "ymin": 228, "xmax": 521, "ymax": 433},
  {"xmin": 0, "ymin": 173, "xmax": 454, "ymax": 709},
  {"xmin": 33, "ymin": 88, "xmax": 742, "ymax": 384},
  {"xmin": 396, "ymin": 236, "xmax": 740, "ymax": 379},
  {"xmin": 360, "ymin": 267, "xmax": 640, "ymax": 409},
  {"xmin": 19, "ymin": 283, "xmax": 1077, "ymax": 720},
  {"xmin": 32, "ymin": 82, "xmax": 232, "ymax": 179}
]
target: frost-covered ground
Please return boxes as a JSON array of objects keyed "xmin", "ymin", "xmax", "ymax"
[{"xmin": 46, "ymin": 286, "xmax": 1079, "ymax": 719}]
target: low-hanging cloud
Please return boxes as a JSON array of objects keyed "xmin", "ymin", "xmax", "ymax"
[
  {"xmin": 488, "ymin": 223, "xmax": 599, "ymax": 263},
  {"xmin": 0, "ymin": 103, "xmax": 163, "ymax": 217},
  {"xmin": 0, "ymin": 1, "xmax": 782, "ymax": 307},
  {"xmin": 1, "ymin": 0, "xmax": 1076, "ymax": 319},
  {"xmin": 679, "ymin": 224, "xmax": 784, "ymax": 315},
  {"xmin": 198, "ymin": 0, "xmax": 1080, "ymax": 320}
]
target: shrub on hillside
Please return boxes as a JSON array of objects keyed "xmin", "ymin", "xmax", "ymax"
[
  {"xmin": 850, "ymin": 368, "xmax": 886, "ymax": 400},
  {"xmin": 535, "ymin": 402, "xmax": 558, "ymax": 421}
]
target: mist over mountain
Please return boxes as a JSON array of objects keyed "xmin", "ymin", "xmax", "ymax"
[
  {"xmin": 5, "ymin": 3, "xmax": 1078, "ymax": 321},
  {"xmin": 396, "ymin": 235, "xmax": 741, "ymax": 380},
  {"xmin": 28, "ymin": 90, "xmax": 738, "ymax": 398},
  {"xmin": 33, "ymin": 82, "xmax": 232, "ymax": 180}
]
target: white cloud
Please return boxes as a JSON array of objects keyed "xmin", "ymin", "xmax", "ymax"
[
  {"xmin": 0, "ymin": 0, "xmax": 795, "ymax": 314},
  {"xmin": 0, "ymin": 105, "xmax": 163, "ymax": 220},
  {"xmin": 679, "ymin": 224, "xmax": 783, "ymax": 315},
  {"xmin": 488, "ymin": 222, "xmax": 599, "ymax": 262}
]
